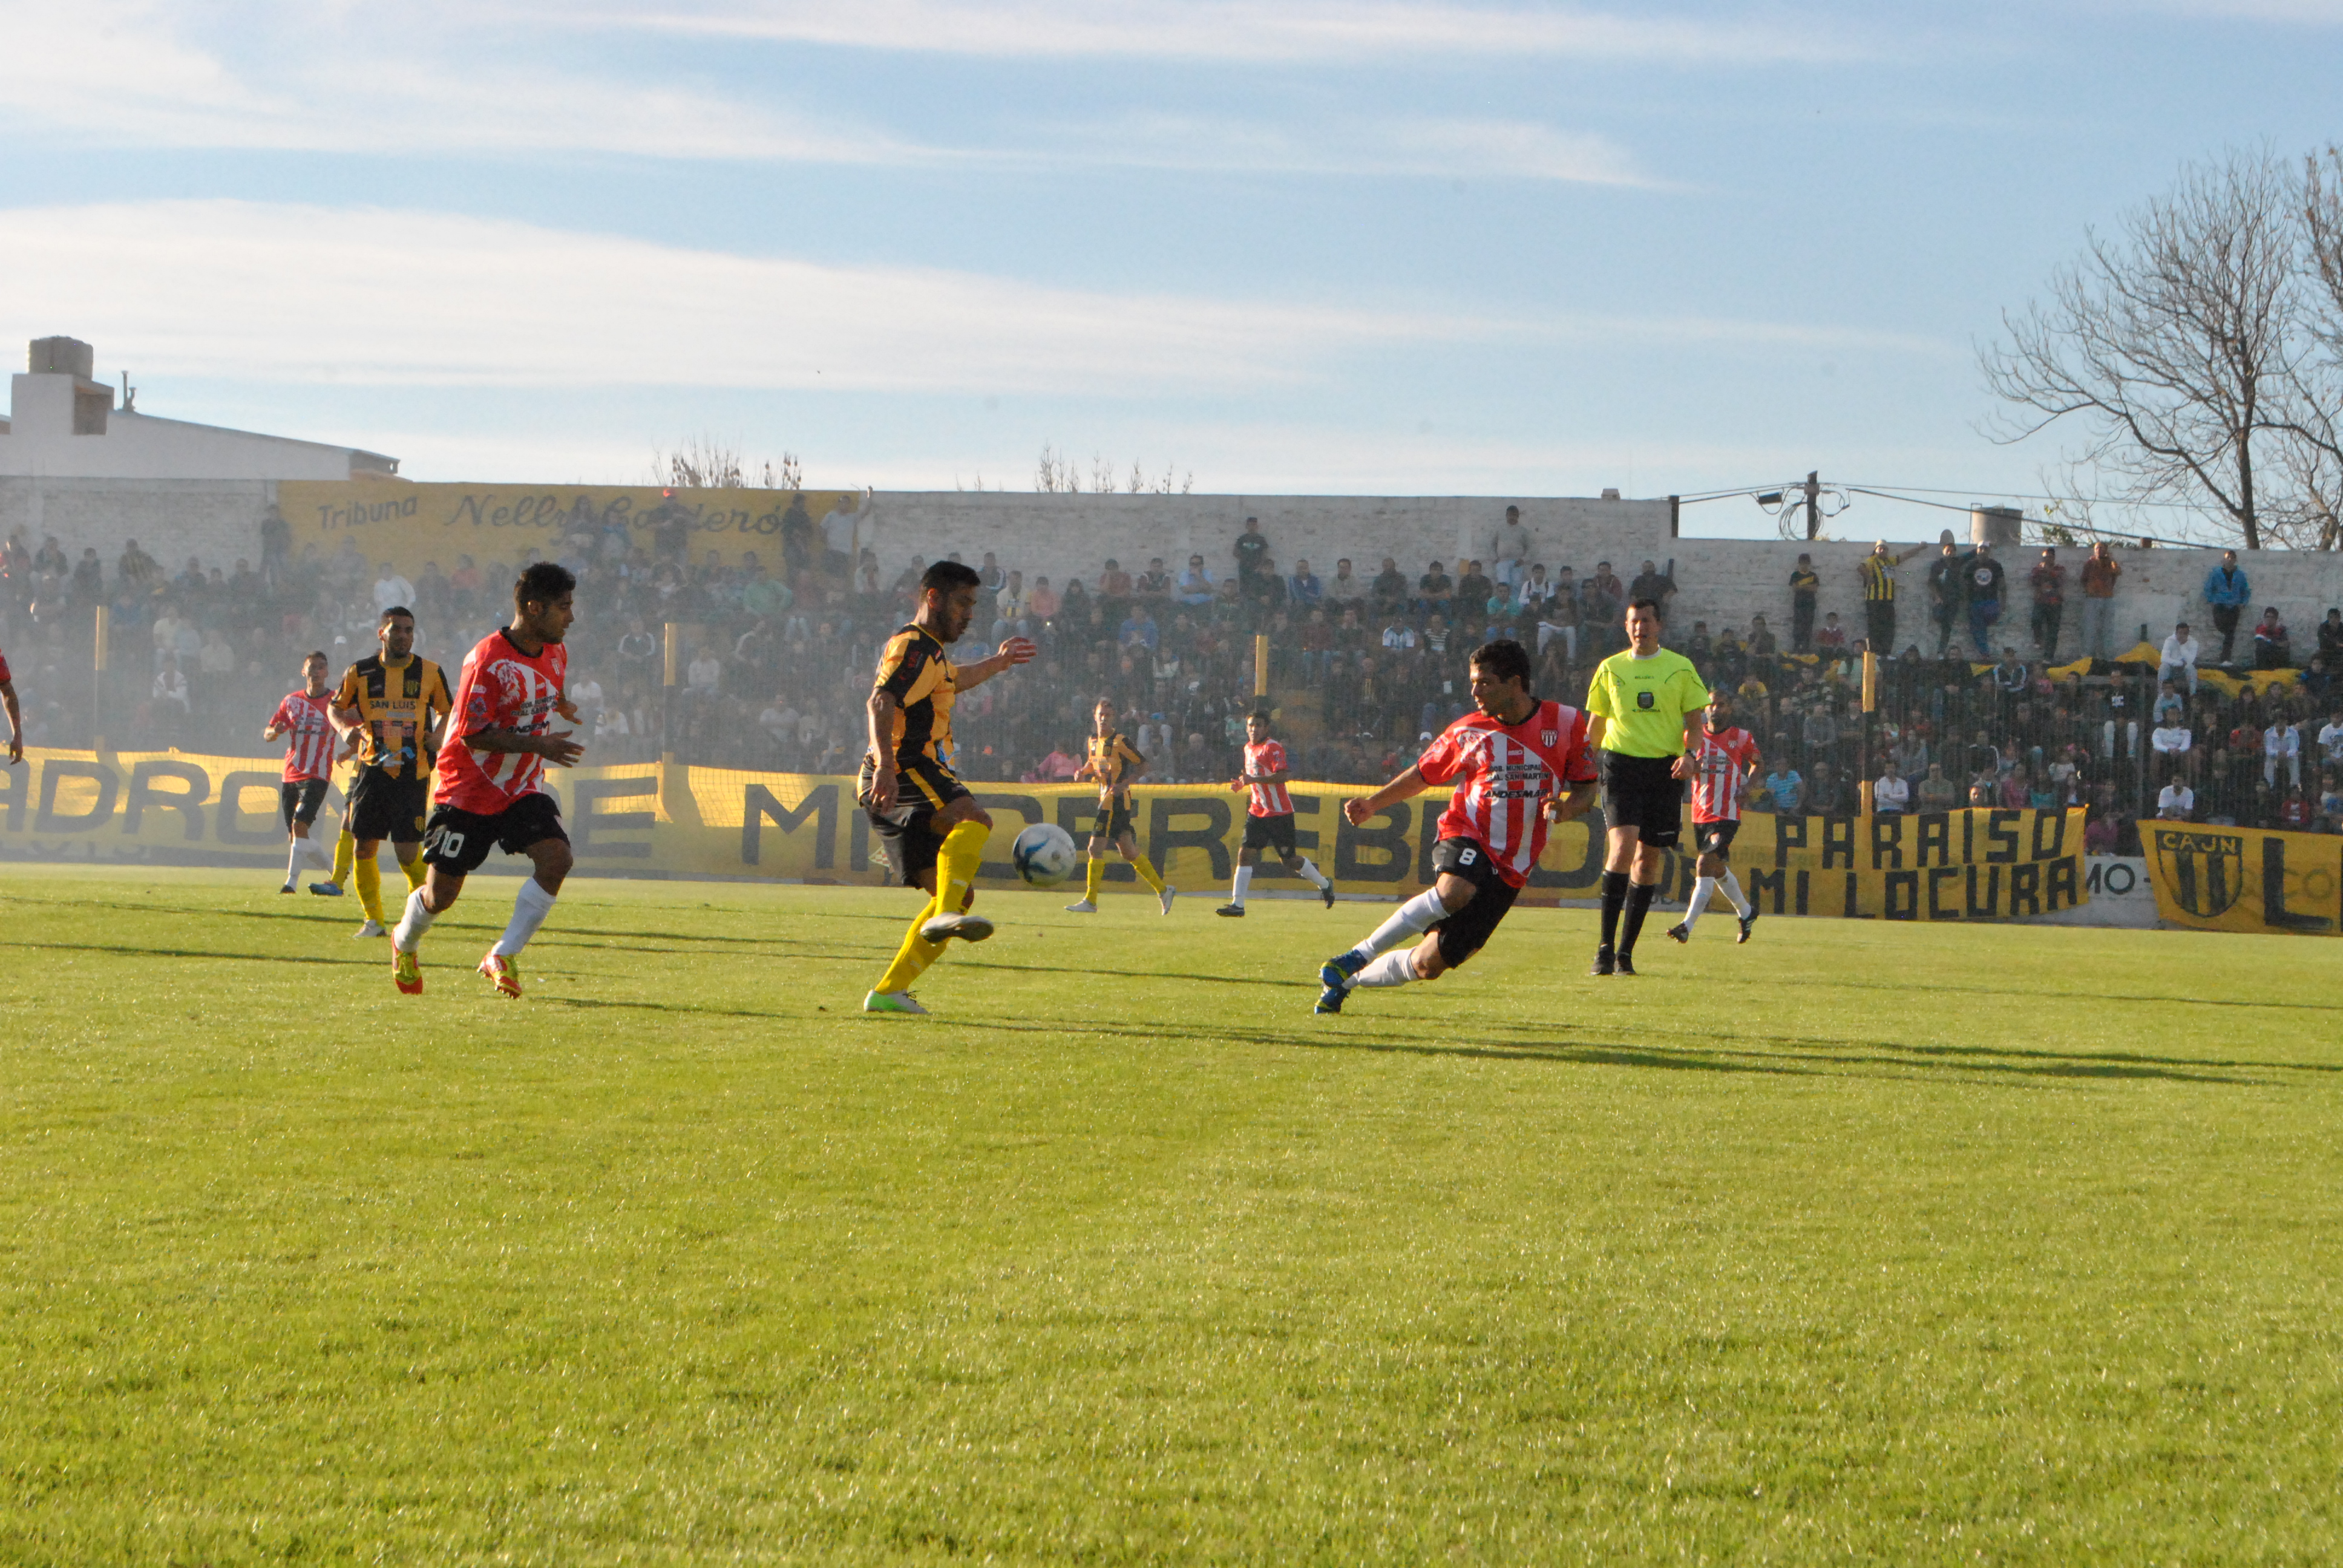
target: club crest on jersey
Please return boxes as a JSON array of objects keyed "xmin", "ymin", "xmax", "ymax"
[{"xmin": 1541, "ymin": 729, "xmax": 1558, "ymax": 746}]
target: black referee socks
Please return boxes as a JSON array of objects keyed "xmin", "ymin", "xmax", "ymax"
[
  {"xmin": 1620, "ymin": 881, "xmax": 1657, "ymax": 955},
  {"xmin": 1598, "ymin": 871, "xmax": 1630, "ymax": 949}
]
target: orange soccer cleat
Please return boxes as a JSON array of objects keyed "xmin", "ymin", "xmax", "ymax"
[
  {"xmin": 393, "ymin": 950, "xmax": 422, "ymax": 995},
  {"xmin": 478, "ymin": 952, "xmax": 522, "ymax": 999}
]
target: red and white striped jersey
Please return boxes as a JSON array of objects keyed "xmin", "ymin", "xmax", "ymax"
[
  {"xmin": 1687, "ymin": 725, "xmax": 1760, "ymax": 823},
  {"xmin": 1243, "ymin": 739, "xmax": 1294, "ymax": 817},
  {"xmin": 270, "ymin": 689, "xmax": 338, "ymax": 783},
  {"xmin": 1418, "ymin": 701, "xmax": 1597, "ymax": 889},
  {"xmin": 433, "ymin": 629, "xmax": 569, "ymax": 814}
]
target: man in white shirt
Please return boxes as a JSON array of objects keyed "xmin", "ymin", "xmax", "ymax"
[
  {"xmin": 686, "ymin": 643, "xmax": 724, "ymax": 698},
  {"xmin": 1873, "ymin": 763, "xmax": 1910, "ymax": 814},
  {"xmin": 2264, "ymin": 720, "xmax": 2301, "ymax": 789},
  {"xmin": 821, "ymin": 489, "xmax": 870, "ymax": 578},
  {"xmin": 2319, "ymin": 710, "xmax": 2343, "ymax": 768},
  {"xmin": 2151, "ymin": 719, "xmax": 2193, "ymax": 763},
  {"xmin": 2158, "ymin": 622, "xmax": 2200, "ymax": 695},
  {"xmin": 1492, "ymin": 505, "xmax": 1533, "ymax": 589},
  {"xmin": 2157, "ymin": 780, "xmax": 2195, "ymax": 820},
  {"xmin": 372, "ymin": 563, "xmax": 416, "ymax": 617}
]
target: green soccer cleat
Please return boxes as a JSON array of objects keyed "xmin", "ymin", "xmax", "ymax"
[{"xmin": 863, "ymin": 990, "xmax": 929, "ymax": 1016}]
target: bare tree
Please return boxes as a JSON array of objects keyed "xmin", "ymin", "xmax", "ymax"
[
  {"xmin": 1982, "ymin": 148, "xmax": 2302, "ymax": 549},
  {"xmin": 2289, "ymin": 145, "xmax": 2343, "ymax": 549},
  {"xmin": 650, "ymin": 437, "xmax": 801, "ymax": 490},
  {"xmin": 1035, "ymin": 443, "xmax": 1195, "ymax": 494}
]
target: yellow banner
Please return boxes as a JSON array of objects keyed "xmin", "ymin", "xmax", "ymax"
[
  {"xmin": 2144, "ymin": 822, "xmax": 2342, "ymax": 935},
  {"xmin": 276, "ymin": 482, "xmax": 858, "ymax": 576},
  {"xmin": 1, "ymin": 753, "xmax": 2085, "ymax": 921}
]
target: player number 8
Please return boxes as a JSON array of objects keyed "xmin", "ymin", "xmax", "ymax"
[{"xmin": 1458, "ymin": 847, "xmax": 1476, "ymax": 865}]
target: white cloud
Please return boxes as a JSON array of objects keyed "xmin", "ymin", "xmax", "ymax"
[
  {"xmin": 542, "ymin": 0, "xmax": 1867, "ymax": 64},
  {"xmin": 1031, "ymin": 113, "xmax": 1656, "ymax": 185}
]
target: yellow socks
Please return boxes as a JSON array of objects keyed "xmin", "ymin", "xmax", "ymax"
[
  {"xmin": 1084, "ymin": 855, "xmax": 1106, "ymax": 902},
  {"xmin": 399, "ymin": 854, "xmax": 426, "ymax": 892},
  {"xmin": 330, "ymin": 828, "xmax": 355, "ymax": 887},
  {"xmin": 873, "ymin": 820, "xmax": 991, "ymax": 996},
  {"xmin": 354, "ymin": 857, "xmax": 384, "ymax": 923},
  {"xmin": 1130, "ymin": 854, "xmax": 1165, "ymax": 894}
]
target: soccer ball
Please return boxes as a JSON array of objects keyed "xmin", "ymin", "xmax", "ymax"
[{"xmin": 1010, "ymin": 823, "xmax": 1081, "ymax": 886}]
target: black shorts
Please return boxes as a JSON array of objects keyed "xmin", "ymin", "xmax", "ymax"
[
  {"xmin": 859, "ymin": 754, "xmax": 972, "ymax": 888},
  {"xmin": 1695, "ymin": 818, "xmax": 1740, "ymax": 858},
  {"xmin": 280, "ymin": 777, "xmax": 329, "ymax": 831},
  {"xmin": 1092, "ymin": 797, "xmax": 1136, "ymax": 841},
  {"xmin": 421, "ymin": 793, "xmax": 568, "ymax": 877},
  {"xmin": 1600, "ymin": 751, "xmax": 1684, "ymax": 848},
  {"xmin": 1425, "ymin": 835, "xmax": 1521, "ymax": 969},
  {"xmin": 1241, "ymin": 811, "xmax": 1298, "ymax": 856},
  {"xmin": 347, "ymin": 767, "xmax": 430, "ymax": 844}
]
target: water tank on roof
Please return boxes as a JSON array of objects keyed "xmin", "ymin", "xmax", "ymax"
[
  {"xmin": 29, "ymin": 336, "xmax": 95, "ymax": 379},
  {"xmin": 1970, "ymin": 505, "xmax": 2022, "ymax": 547}
]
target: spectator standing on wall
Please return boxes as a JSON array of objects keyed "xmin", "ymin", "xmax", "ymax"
[
  {"xmin": 2204, "ymin": 549, "xmax": 2250, "ymax": 664},
  {"xmin": 1233, "ymin": 517, "xmax": 1270, "ymax": 588},
  {"xmin": 1964, "ymin": 544, "xmax": 2005, "ymax": 658},
  {"xmin": 1926, "ymin": 538, "xmax": 1967, "ymax": 658},
  {"xmin": 2028, "ymin": 547, "xmax": 2066, "ymax": 662},
  {"xmin": 1858, "ymin": 540, "xmax": 1924, "ymax": 656},
  {"xmin": 1493, "ymin": 505, "xmax": 1533, "ymax": 589},
  {"xmin": 1788, "ymin": 554, "xmax": 1820, "ymax": 653},
  {"xmin": 2252, "ymin": 607, "xmax": 2292, "ymax": 670},
  {"xmin": 2079, "ymin": 542, "xmax": 2122, "ymax": 661},
  {"xmin": 2159, "ymin": 622, "xmax": 2201, "ymax": 695}
]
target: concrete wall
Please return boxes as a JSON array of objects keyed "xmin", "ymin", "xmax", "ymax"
[
  {"xmin": 0, "ymin": 478, "xmax": 275, "ymax": 575},
  {"xmin": 1, "ymin": 371, "xmax": 394, "ymax": 481}
]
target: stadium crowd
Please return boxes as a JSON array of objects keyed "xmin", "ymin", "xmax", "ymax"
[{"xmin": 5, "ymin": 508, "xmax": 2341, "ymax": 850}]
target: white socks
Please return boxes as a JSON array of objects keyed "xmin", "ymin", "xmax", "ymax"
[
  {"xmin": 1683, "ymin": 871, "xmax": 1753, "ymax": 935},
  {"xmin": 1230, "ymin": 865, "xmax": 1254, "ymax": 907},
  {"xmin": 391, "ymin": 886, "xmax": 437, "ymax": 953},
  {"xmin": 1354, "ymin": 950, "xmax": 1418, "ymax": 987},
  {"xmin": 1297, "ymin": 857, "xmax": 1331, "ymax": 891},
  {"xmin": 286, "ymin": 840, "xmax": 308, "ymax": 883},
  {"xmin": 1351, "ymin": 889, "xmax": 1447, "ymax": 960},
  {"xmin": 491, "ymin": 878, "xmax": 559, "ymax": 958}
]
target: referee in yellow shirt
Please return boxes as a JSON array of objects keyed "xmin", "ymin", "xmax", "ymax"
[{"xmin": 1584, "ymin": 597, "xmax": 1710, "ymax": 975}]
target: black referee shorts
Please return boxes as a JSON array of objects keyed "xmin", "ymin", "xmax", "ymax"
[
  {"xmin": 1426, "ymin": 835, "xmax": 1519, "ymax": 969},
  {"xmin": 859, "ymin": 754, "xmax": 972, "ymax": 888},
  {"xmin": 1600, "ymin": 751, "xmax": 1685, "ymax": 848}
]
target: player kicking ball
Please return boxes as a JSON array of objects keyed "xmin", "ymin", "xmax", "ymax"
[
  {"xmin": 1217, "ymin": 708, "xmax": 1334, "ymax": 915},
  {"xmin": 390, "ymin": 563, "xmax": 583, "ymax": 998},
  {"xmin": 261, "ymin": 651, "xmax": 339, "ymax": 892},
  {"xmin": 860, "ymin": 562, "xmax": 1038, "ymax": 1015},
  {"xmin": 1667, "ymin": 691, "xmax": 1760, "ymax": 946},
  {"xmin": 1315, "ymin": 639, "xmax": 1597, "ymax": 1013},
  {"xmin": 1063, "ymin": 697, "xmax": 1175, "ymax": 915}
]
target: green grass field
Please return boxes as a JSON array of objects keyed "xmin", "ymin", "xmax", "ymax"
[{"xmin": 2, "ymin": 864, "xmax": 2339, "ymax": 1564}]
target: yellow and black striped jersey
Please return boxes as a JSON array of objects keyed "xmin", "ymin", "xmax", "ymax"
[
  {"xmin": 1086, "ymin": 731, "xmax": 1146, "ymax": 797},
  {"xmin": 333, "ymin": 654, "xmax": 452, "ymax": 778},
  {"xmin": 870, "ymin": 623, "xmax": 957, "ymax": 771}
]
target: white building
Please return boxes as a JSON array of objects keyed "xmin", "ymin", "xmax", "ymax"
[{"xmin": 0, "ymin": 336, "xmax": 396, "ymax": 482}]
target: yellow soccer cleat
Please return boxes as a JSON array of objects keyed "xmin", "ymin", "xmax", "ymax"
[
  {"xmin": 393, "ymin": 950, "xmax": 422, "ymax": 995},
  {"xmin": 478, "ymin": 953, "xmax": 522, "ymax": 999}
]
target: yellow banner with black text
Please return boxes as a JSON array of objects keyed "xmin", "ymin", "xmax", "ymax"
[
  {"xmin": 2145, "ymin": 823, "xmax": 2343, "ymax": 936},
  {"xmin": 1, "ymin": 752, "xmax": 2086, "ymax": 921}
]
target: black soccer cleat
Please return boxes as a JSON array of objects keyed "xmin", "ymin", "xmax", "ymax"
[
  {"xmin": 1590, "ymin": 947, "xmax": 1616, "ymax": 976},
  {"xmin": 1737, "ymin": 909, "xmax": 1758, "ymax": 944},
  {"xmin": 1615, "ymin": 951, "xmax": 1638, "ymax": 976},
  {"xmin": 1665, "ymin": 922, "xmax": 1690, "ymax": 944},
  {"xmin": 1215, "ymin": 903, "xmax": 1247, "ymax": 917},
  {"xmin": 1320, "ymin": 883, "xmax": 1336, "ymax": 909}
]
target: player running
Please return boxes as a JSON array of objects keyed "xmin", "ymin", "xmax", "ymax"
[
  {"xmin": 331, "ymin": 607, "xmax": 453, "ymax": 938},
  {"xmin": 1586, "ymin": 598, "xmax": 1711, "ymax": 976},
  {"xmin": 261, "ymin": 651, "xmax": 342, "ymax": 893},
  {"xmin": 1315, "ymin": 639, "xmax": 1598, "ymax": 1014},
  {"xmin": 860, "ymin": 561, "xmax": 1038, "ymax": 1015},
  {"xmin": 390, "ymin": 564, "xmax": 582, "ymax": 998},
  {"xmin": 1064, "ymin": 697, "xmax": 1175, "ymax": 915},
  {"xmin": 1666, "ymin": 691, "xmax": 1760, "ymax": 945},
  {"xmin": 1217, "ymin": 708, "xmax": 1334, "ymax": 915}
]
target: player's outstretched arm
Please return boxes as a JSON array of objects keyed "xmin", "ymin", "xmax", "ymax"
[
  {"xmin": 957, "ymin": 636, "xmax": 1038, "ymax": 691},
  {"xmin": 1343, "ymin": 766, "xmax": 1429, "ymax": 826},
  {"xmin": 465, "ymin": 725, "xmax": 585, "ymax": 768}
]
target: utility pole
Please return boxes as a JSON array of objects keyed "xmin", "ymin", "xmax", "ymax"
[{"xmin": 1804, "ymin": 471, "xmax": 1821, "ymax": 541}]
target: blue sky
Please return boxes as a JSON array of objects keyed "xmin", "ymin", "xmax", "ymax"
[{"xmin": 2, "ymin": 1, "xmax": 2337, "ymax": 538}]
